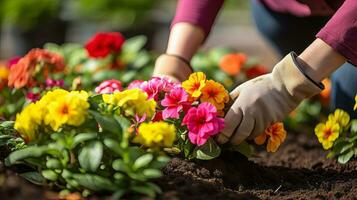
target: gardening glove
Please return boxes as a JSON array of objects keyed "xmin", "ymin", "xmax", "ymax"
[
  {"xmin": 217, "ymin": 52, "xmax": 324, "ymax": 145},
  {"xmin": 153, "ymin": 54, "xmax": 193, "ymax": 82}
]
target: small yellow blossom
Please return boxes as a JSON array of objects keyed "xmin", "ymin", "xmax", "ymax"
[
  {"xmin": 103, "ymin": 89, "xmax": 156, "ymax": 118},
  {"xmin": 182, "ymin": 72, "xmax": 207, "ymax": 99},
  {"xmin": 14, "ymin": 102, "xmax": 45, "ymax": 142},
  {"xmin": 315, "ymin": 120, "xmax": 340, "ymax": 150},
  {"xmin": 254, "ymin": 123, "xmax": 287, "ymax": 153},
  {"xmin": 354, "ymin": 95, "xmax": 357, "ymax": 110},
  {"xmin": 328, "ymin": 109, "xmax": 350, "ymax": 128},
  {"xmin": 134, "ymin": 122, "xmax": 176, "ymax": 148},
  {"xmin": 200, "ymin": 80, "xmax": 229, "ymax": 111}
]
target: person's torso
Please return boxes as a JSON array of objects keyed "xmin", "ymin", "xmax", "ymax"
[{"xmin": 260, "ymin": 0, "xmax": 345, "ymax": 16}]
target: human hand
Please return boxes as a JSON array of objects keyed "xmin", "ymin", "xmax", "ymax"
[
  {"xmin": 217, "ymin": 53, "xmax": 323, "ymax": 145},
  {"xmin": 153, "ymin": 54, "xmax": 193, "ymax": 82}
]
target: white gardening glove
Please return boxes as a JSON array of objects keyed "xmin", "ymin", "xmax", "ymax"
[
  {"xmin": 153, "ymin": 54, "xmax": 193, "ymax": 82},
  {"xmin": 217, "ymin": 52, "xmax": 324, "ymax": 145}
]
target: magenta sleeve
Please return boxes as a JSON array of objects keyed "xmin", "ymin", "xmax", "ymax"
[
  {"xmin": 316, "ymin": 0, "xmax": 357, "ymax": 66},
  {"xmin": 171, "ymin": 0, "xmax": 225, "ymax": 37}
]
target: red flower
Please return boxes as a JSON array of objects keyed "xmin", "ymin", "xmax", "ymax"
[
  {"xmin": 245, "ymin": 65, "xmax": 269, "ymax": 79},
  {"xmin": 95, "ymin": 79, "xmax": 123, "ymax": 94},
  {"xmin": 85, "ymin": 32, "xmax": 125, "ymax": 58}
]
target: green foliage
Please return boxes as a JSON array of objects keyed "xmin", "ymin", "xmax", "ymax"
[
  {"xmin": 73, "ymin": 0, "xmax": 158, "ymax": 28},
  {"xmin": 2, "ymin": 0, "xmax": 61, "ymax": 30},
  {"xmin": 1, "ymin": 98, "xmax": 169, "ymax": 198}
]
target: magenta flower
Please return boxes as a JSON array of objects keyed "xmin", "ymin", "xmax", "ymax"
[
  {"xmin": 182, "ymin": 102, "xmax": 224, "ymax": 146},
  {"xmin": 26, "ymin": 92, "xmax": 41, "ymax": 102},
  {"xmin": 161, "ymin": 87, "xmax": 191, "ymax": 120},
  {"xmin": 127, "ymin": 80, "xmax": 144, "ymax": 89},
  {"xmin": 46, "ymin": 78, "xmax": 64, "ymax": 88},
  {"xmin": 137, "ymin": 77, "xmax": 177, "ymax": 100},
  {"xmin": 95, "ymin": 79, "xmax": 122, "ymax": 94}
]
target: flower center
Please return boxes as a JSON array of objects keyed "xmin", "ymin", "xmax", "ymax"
[
  {"xmin": 323, "ymin": 128, "xmax": 332, "ymax": 139},
  {"xmin": 61, "ymin": 104, "xmax": 69, "ymax": 115}
]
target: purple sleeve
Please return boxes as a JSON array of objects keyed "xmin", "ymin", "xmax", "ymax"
[
  {"xmin": 171, "ymin": 0, "xmax": 224, "ymax": 37},
  {"xmin": 316, "ymin": 0, "xmax": 357, "ymax": 66}
]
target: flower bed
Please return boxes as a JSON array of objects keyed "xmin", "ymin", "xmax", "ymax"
[{"xmin": 1, "ymin": 31, "xmax": 356, "ymax": 199}]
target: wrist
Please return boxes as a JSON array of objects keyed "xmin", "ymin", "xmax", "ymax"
[{"xmin": 153, "ymin": 54, "xmax": 193, "ymax": 82}]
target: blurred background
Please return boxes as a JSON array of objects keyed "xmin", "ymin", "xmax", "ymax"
[{"xmin": 0, "ymin": 0, "xmax": 278, "ymax": 66}]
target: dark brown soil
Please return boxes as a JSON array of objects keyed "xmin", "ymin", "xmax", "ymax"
[{"xmin": 1, "ymin": 132, "xmax": 357, "ymax": 200}]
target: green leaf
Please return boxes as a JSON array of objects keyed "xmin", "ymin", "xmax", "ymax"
[
  {"xmin": 114, "ymin": 115, "xmax": 131, "ymax": 132},
  {"xmin": 72, "ymin": 174, "xmax": 116, "ymax": 192},
  {"xmin": 78, "ymin": 141, "xmax": 103, "ymax": 172},
  {"xmin": 149, "ymin": 156, "xmax": 170, "ymax": 169},
  {"xmin": 112, "ymin": 159, "xmax": 126, "ymax": 172},
  {"xmin": 130, "ymin": 185, "xmax": 156, "ymax": 198},
  {"xmin": 351, "ymin": 119, "xmax": 357, "ymax": 133},
  {"xmin": 122, "ymin": 35, "xmax": 147, "ymax": 53},
  {"xmin": 89, "ymin": 110, "xmax": 122, "ymax": 135},
  {"xmin": 338, "ymin": 150, "xmax": 354, "ymax": 164},
  {"xmin": 0, "ymin": 121, "xmax": 15, "ymax": 128},
  {"xmin": 5, "ymin": 146, "xmax": 60, "ymax": 166},
  {"xmin": 232, "ymin": 141, "xmax": 254, "ymax": 158},
  {"xmin": 41, "ymin": 169, "xmax": 58, "ymax": 181},
  {"xmin": 46, "ymin": 158, "xmax": 61, "ymax": 169},
  {"xmin": 142, "ymin": 169, "xmax": 163, "ymax": 179},
  {"xmin": 193, "ymin": 138, "xmax": 221, "ymax": 160},
  {"xmin": 133, "ymin": 154, "xmax": 153, "ymax": 170},
  {"xmin": 340, "ymin": 143, "xmax": 354, "ymax": 154},
  {"xmin": 131, "ymin": 51, "xmax": 150, "ymax": 69},
  {"xmin": 73, "ymin": 132, "xmax": 97, "ymax": 147},
  {"xmin": 20, "ymin": 172, "xmax": 44, "ymax": 185},
  {"xmin": 103, "ymin": 138, "xmax": 124, "ymax": 155}
]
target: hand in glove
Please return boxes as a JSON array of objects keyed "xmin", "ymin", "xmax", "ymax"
[{"xmin": 217, "ymin": 52, "xmax": 324, "ymax": 145}]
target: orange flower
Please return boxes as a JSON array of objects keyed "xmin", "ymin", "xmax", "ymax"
[
  {"xmin": 0, "ymin": 63, "xmax": 9, "ymax": 90},
  {"xmin": 219, "ymin": 53, "xmax": 247, "ymax": 76},
  {"xmin": 320, "ymin": 78, "xmax": 331, "ymax": 102},
  {"xmin": 254, "ymin": 122, "xmax": 287, "ymax": 152},
  {"xmin": 200, "ymin": 80, "xmax": 229, "ymax": 111},
  {"xmin": 182, "ymin": 72, "xmax": 207, "ymax": 99},
  {"xmin": 8, "ymin": 49, "xmax": 65, "ymax": 89}
]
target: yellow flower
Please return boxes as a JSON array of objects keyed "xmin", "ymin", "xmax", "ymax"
[
  {"xmin": 315, "ymin": 120, "xmax": 340, "ymax": 150},
  {"xmin": 328, "ymin": 109, "xmax": 350, "ymax": 128},
  {"xmin": 200, "ymin": 80, "xmax": 229, "ymax": 111},
  {"xmin": 14, "ymin": 102, "xmax": 45, "ymax": 142},
  {"xmin": 103, "ymin": 89, "xmax": 156, "ymax": 118},
  {"xmin": 44, "ymin": 90, "xmax": 89, "ymax": 131},
  {"xmin": 0, "ymin": 65, "xmax": 9, "ymax": 80},
  {"xmin": 182, "ymin": 72, "xmax": 207, "ymax": 99},
  {"xmin": 354, "ymin": 95, "xmax": 357, "ymax": 110},
  {"xmin": 133, "ymin": 121, "xmax": 176, "ymax": 148},
  {"xmin": 254, "ymin": 122, "xmax": 287, "ymax": 153}
]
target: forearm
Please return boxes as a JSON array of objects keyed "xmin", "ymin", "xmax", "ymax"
[
  {"xmin": 298, "ymin": 38, "xmax": 346, "ymax": 82},
  {"xmin": 166, "ymin": 23, "xmax": 205, "ymax": 61}
]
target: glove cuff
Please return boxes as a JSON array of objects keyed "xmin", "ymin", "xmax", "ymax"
[{"xmin": 272, "ymin": 52, "xmax": 323, "ymax": 100}]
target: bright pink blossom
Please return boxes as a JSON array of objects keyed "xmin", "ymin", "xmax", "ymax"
[
  {"xmin": 161, "ymin": 87, "xmax": 191, "ymax": 120},
  {"xmin": 95, "ymin": 79, "xmax": 123, "ymax": 94},
  {"xmin": 46, "ymin": 78, "xmax": 64, "ymax": 88},
  {"xmin": 127, "ymin": 80, "xmax": 144, "ymax": 89},
  {"xmin": 137, "ymin": 77, "xmax": 177, "ymax": 100},
  {"xmin": 182, "ymin": 102, "xmax": 224, "ymax": 146},
  {"xmin": 26, "ymin": 92, "xmax": 41, "ymax": 102}
]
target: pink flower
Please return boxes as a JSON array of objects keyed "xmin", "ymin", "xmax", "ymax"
[
  {"xmin": 182, "ymin": 102, "xmax": 224, "ymax": 146},
  {"xmin": 152, "ymin": 111, "xmax": 163, "ymax": 122},
  {"xmin": 127, "ymin": 80, "xmax": 144, "ymax": 89},
  {"xmin": 26, "ymin": 92, "xmax": 41, "ymax": 102},
  {"xmin": 138, "ymin": 77, "xmax": 177, "ymax": 100},
  {"xmin": 95, "ymin": 79, "xmax": 123, "ymax": 94},
  {"xmin": 161, "ymin": 87, "xmax": 191, "ymax": 120},
  {"xmin": 46, "ymin": 78, "xmax": 64, "ymax": 88}
]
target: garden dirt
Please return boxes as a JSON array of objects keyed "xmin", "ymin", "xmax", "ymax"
[{"xmin": 1, "ymin": 132, "xmax": 356, "ymax": 200}]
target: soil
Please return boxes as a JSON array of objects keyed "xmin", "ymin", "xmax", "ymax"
[{"xmin": 1, "ymin": 132, "xmax": 357, "ymax": 200}]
